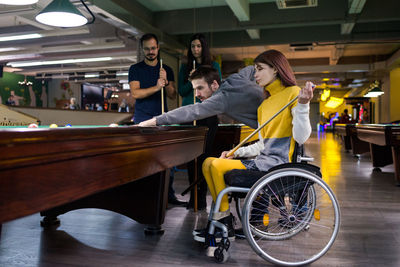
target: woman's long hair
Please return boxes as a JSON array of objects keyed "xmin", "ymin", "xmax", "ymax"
[
  {"xmin": 254, "ymin": 49, "xmax": 296, "ymax": 87},
  {"xmin": 185, "ymin": 33, "xmax": 212, "ymax": 82}
]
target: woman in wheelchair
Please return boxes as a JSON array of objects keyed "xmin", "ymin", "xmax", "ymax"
[{"xmin": 195, "ymin": 49, "xmax": 314, "ymax": 248}]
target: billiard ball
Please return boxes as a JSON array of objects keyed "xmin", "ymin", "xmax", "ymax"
[
  {"xmin": 49, "ymin": 124, "xmax": 58, "ymax": 128},
  {"xmin": 28, "ymin": 123, "xmax": 38, "ymax": 128},
  {"xmin": 65, "ymin": 124, "xmax": 72, "ymax": 127},
  {"xmin": 109, "ymin": 123, "xmax": 118, "ymax": 127}
]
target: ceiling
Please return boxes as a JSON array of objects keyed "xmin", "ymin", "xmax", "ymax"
[{"xmin": 1, "ymin": 0, "xmax": 400, "ymax": 98}]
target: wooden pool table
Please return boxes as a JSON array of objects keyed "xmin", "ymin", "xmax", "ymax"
[
  {"xmin": 0, "ymin": 125, "xmax": 207, "ymax": 235},
  {"xmin": 355, "ymin": 124, "xmax": 400, "ymax": 185},
  {"xmin": 335, "ymin": 123, "xmax": 369, "ymax": 155}
]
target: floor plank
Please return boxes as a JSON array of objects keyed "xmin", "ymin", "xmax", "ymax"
[{"xmin": 1, "ymin": 132, "xmax": 400, "ymax": 266}]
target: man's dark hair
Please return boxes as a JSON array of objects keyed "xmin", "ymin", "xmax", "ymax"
[
  {"xmin": 189, "ymin": 66, "xmax": 221, "ymax": 87},
  {"xmin": 140, "ymin": 33, "xmax": 159, "ymax": 47}
]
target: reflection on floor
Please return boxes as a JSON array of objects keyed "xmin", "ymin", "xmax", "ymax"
[{"xmin": 1, "ymin": 132, "xmax": 400, "ymax": 267}]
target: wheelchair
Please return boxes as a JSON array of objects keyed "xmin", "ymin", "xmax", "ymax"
[{"xmin": 204, "ymin": 145, "xmax": 341, "ymax": 266}]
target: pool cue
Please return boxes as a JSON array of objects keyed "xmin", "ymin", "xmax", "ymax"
[
  {"xmin": 192, "ymin": 59, "xmax": 198, "ymax": 211},
  {"xmin": 193, "ymin": 59, "xmax": 197, "ymax": 126},
  {"xmin": 226, "ymin": 95, "xmax": 299, "ymax": 158},
  {"xmin": 160, "ymin": 59, "xmax": 165, "ymax": 114}
]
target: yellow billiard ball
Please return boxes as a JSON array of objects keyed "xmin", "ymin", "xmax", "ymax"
[{"xmin": 49, "ymin": 124, "xmax": 58, "ymax": 128}]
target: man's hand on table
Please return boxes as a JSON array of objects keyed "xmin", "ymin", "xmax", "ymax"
[{"xmin": 138, "ymin": 117, "xmax": 157, "ymax": 127}]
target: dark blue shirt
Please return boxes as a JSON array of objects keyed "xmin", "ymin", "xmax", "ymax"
[{"xmin": 129, "ymin": 61, "xmax": 174, "ymax": 123}]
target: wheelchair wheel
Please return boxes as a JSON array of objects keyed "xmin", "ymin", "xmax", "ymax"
[{"xmin": 242, "ymin": 167, "xmax": 340, "ymax": 266}]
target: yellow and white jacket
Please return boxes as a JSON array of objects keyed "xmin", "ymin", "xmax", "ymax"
[{"xmin": 234, "ymin": 79, "xmax": 311, "ymax": 171}]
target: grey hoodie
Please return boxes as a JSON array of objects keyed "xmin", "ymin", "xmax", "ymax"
[{"xmin": 156, "ymin": 66, "xmax": 264, "ymax": 129}]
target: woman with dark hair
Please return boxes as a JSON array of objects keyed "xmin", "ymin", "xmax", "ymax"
[
  {"xmin": 194, "ymin": 50, "xmax": 314, "ymax": 252},
  {"xmin": 178, "ymin": 33, "xmax": 222, "ymax": 106},
  {"xmin": 177, "ymin": 34, "xmax": 222, "ymax": 211}
]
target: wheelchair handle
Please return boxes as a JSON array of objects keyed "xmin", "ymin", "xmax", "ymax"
[{"xmin": 297, "ymin": 156, "xmax": 314, "ymax": 162}]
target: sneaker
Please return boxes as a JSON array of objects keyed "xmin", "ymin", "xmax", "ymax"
[
  {"xmin": 193, "ymin": 214, "xmax": 235, "ymax": 242},
  {"xmin": 192, "ymin": 227, "xmax": 207, "ymax": 236},
  {"xmin": 206, "ymin": 246, "xmax": 218, "ymax": 257},
  {"xmin": 192, "ymin": 221, "xmax": 210, "ymax": 236}
]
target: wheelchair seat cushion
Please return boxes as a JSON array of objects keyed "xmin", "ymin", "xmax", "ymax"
[
  {"xmin": 224, "ymin": 163, "xmax": 321, "ymax": 188},
  {"xmin": 224, "ymin": 169, "xmax": 267, "ymax": 188}
]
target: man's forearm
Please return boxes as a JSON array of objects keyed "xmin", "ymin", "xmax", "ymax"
[{"xmin": 131, "ymin": 85, "xmax": 160, "ymax": 99}]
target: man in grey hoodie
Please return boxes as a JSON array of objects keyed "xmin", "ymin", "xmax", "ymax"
[{"xmin": 138, "ymin": 65, "xmax": 264, "ymax": 129}]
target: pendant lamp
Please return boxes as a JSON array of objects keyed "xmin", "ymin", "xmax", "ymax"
[
  {"xmin": 364, "ymin": 87, "xmax": 384, "ymax": 98},
  {"xmin": 35, "ymin": 0, "xmax": 95, "ymax": 27}
]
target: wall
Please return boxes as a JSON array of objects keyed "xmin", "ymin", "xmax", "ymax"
[
  {"xmin": 309, "ymin": 102, "xmax": 320, "ymax": 131},
  {"xmin": 47, "ymin": 79, "xmax": 81, "ymax": 108},
  {"xmin": 319, "ymin": 102, "xmax": 353, "ymax": 122},
  {"xmin": 0, "ymin": 72, "xmax": 46, "ymax": 107},
  {"xmin": 390, "ymin": 67, "xmax": 400, "ymax": 121},
  {"xmin": 106, "ymin": 90, "xmax": 135, "ymax": 112},
  {"xmin": 379, "ymin": 74, "xmax": 391, "ymax": 123}
]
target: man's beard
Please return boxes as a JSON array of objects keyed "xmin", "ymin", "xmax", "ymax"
[{"xmin": 145, "ymin": 54, "xmax": 157, "ymax": 61}]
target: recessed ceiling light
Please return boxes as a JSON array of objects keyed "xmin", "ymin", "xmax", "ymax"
[
  {"xmin": 84, "ymin": 73, "xmax": 99, "ymax": 78},
  {"xmin": 0, "ymin": 47, "xmax": 21, "ymax": 52},
  {"xmin": 7, "ymin": 57, "xmax": 113, "ymax": 67},
  {"xmin": 0, "ymin": 0, "xmax": 38, "ymax": 5},
  {"xmin": 0, "ymin": 33, "xmax": 42, "ymax": 42}
]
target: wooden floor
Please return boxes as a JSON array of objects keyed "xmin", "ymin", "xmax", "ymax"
[{"xmin": 1, "ymin": 132, "xmax": 400, "ymax": 266}]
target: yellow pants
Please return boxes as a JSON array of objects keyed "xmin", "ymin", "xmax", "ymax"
[{"xmin": 202, "ymin": 157, "xmax": 246, "ymax": 212}]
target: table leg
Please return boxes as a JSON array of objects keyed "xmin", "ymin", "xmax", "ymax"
[
  {"xmin": 392, "ymin": 146, "xmax": 400, "ymax": 186},
  {"xmin": 370, "ymin": 143, "xmax": 393, "ymax": 170},
  {"xmin": 343, "ymin": 135, "xmax": 352, "ymax": 151}
]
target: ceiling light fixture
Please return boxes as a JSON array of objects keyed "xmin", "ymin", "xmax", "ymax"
[
  {"xmin": 84, "ymin": 73, "xmax": 99, "ymax": 78},
  {"xmin": 325, "ymin": 97, "xmax": 344, "ymax": 109},
  {"xmin": 35, "ymin": 0, "xmax": 95, "ymax": 27},
  {"xmin": 0, "ymin": 33, "xmax": 42, "ymax": 42},
  {"xmin": 364, "ymin": 87, "xmax": 384, "ymax": 98},
  {"xmin": 0, "ymin": 0, "xmax": 38, "ymax": 5},
  {"xmin": 7, "ymin": 57, "xmax": 113, "ymax": 67},
  {"xmin": 320, "ymin": 89, "xmax": 330, "ymax": 102},
  {"xmin": 0, "ymin": 47, "xmax": 21, "ymax": 52},
  {"xmin": 363, "ymin": 80, "xmax": 383, "ymax": 98},
  {"xmin": 116, "ymin": 71, "xmax": 128, "ymax": 76}
]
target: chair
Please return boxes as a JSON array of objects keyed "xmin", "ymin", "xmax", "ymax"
[{"xmin": 204, "ymin": 144, "xmax": 341, "ymax": 266}]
